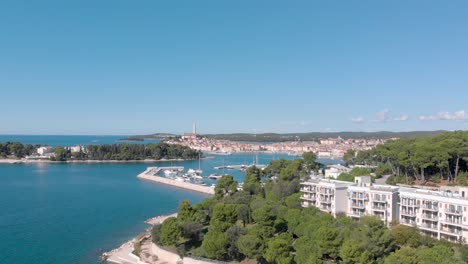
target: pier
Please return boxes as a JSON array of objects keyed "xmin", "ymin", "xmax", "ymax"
[
  {"xmin": 137, "ymin": 168, "xmax": 215, "ymax": 195},
  {"xmin": 214, "ymin": 164, "xmax": 267, "ymax": 170},
  {"xmin": 144, "ymin": 166, "xmax": 184, "ymax": 175}
]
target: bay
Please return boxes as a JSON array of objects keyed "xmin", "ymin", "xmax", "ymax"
[
  {"xmin": 0, "ymin": 135, "xmax": 158, "ymax": 147},
  {"xmin": 0, "ymin": 135, "xmax": 342, "ymax": 264}
]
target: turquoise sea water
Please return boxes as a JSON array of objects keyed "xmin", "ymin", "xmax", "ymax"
[
  {"xmin": 0, "ymin": 135, "xmax": 158, "ymax": 146},
  {"xmin": 0, "ymin": 136, "xmax": 342, "ymax": 264}
]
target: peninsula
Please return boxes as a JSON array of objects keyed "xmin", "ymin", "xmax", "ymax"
[
  {"xmin": 124, "ymin": 128, "xmax": 448, "ymax": 159},
  {"xmin": 0, "ymin": 142, "xmax": 200, "ymax": 163}
]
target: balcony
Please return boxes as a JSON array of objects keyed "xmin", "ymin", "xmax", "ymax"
[
  {"xmin": 320, "ymin": 205, "xmax": 331, "ymax": 212},
  {"xmin": 349, "ymin": 211, "xmax": 365, "ymax": 218},
  {"xmin": 420, "ymin": 223, "xmax": 439, "ymax": 231},
  {"xmin": 319, "ymin": 198, "xmax": 332, "ymax": 204},
  {"xmin": 440, "ymin": 218, "xmax": 463, "ymax": 226},
  {"xmin": 400, "ymin": 218, "xmax": 416, "ymax": 226},
  {"xmin": 351, "ymin": 203, "xmax": 365, "ymax": 209},
  {"xmin": 400, "ymin": 210, "xmax": 417, "ymax": 217},
  {"xmin": 421, "ymin": 214, "xmax": 438, "ymax": 221},
  {"xmin": 301, "ymin": 195, "xmax": 317, "ymax": 201},
  {"xmin": 421, "ymin": 204, "xmax": 439, "ymax": 212},
  {"xmin": 300, "ymin": 187, "xmax": 316, "ymax": 193},
  {"xmin": 373, "ymin": 197, "xmax": 387, "ymax": 203},
  {"xmin": 350, "ymin": 193, "xmax": 368, "ymax": 200},
  {"xmin": 401, "ymin": 203, "xmax": 419, "ymax": 208},
  {"xmin": 440, "ymin": 227, "xmax": 462, "ymax": 235},
  {"xmin": 445, "ymin": 208, "xmax": 463, "ymax": 216},
  {"xmin": 372, "ymin": 204, "xmax": 387, "ymax": 211}
]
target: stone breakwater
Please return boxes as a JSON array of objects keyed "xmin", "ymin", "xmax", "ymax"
[{"xmin": 137, "ymin": 169, "xmax": 215, "ymax": 195}]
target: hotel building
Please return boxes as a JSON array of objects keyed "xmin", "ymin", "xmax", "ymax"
[{"xmin": 300, "ymin": 177, "xmax": 468, "ymax": 243}]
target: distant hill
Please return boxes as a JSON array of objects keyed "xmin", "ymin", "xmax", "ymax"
[
  {"xmin": 123, "ymin": 130, "xmax": 450, "ymax": 143},
  {"xmin": 202, "ymin": 130, "xmax": 449, "ymax": 142},
  {"xmin": 120, "ymin": 133, "xmax": 178, "ymax": 141}
]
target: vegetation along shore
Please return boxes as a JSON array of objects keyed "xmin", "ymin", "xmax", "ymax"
[
  {"xmin": 130, "ymin": 131, "xmax": 468, "ymax": 264},
  {"xmin": 0, "ymin": 142, "xmax": 200, "ymax": 162}
]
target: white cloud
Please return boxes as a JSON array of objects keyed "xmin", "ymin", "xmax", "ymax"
[
  {"xmin": 372, "ymin": 109, "xmax": 391, "ymax": 123},
  {"xmin": 351, "ymin": 117, "xmax": 365, "ymax": 123},
  {"xmin": 419, "ymin": 110, "xmax": 468, "ymax": 122},
  {"xmin": 393, "ymin": 115, "xmax": 409, "ymax": 122}
]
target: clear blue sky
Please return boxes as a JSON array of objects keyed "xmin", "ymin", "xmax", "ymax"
[{"xmin": 1, "ymin": 0, "xmax": 467, "ymax": 135}]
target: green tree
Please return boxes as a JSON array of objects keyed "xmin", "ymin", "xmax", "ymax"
[
  {"xmin": 252, "ymin": 204, "xmax": 276, "ymax": 226},
  {"xmin": 264, "ymin": 234, "xmax": 293, "ymax": 264},
  {"xmin": 243, "ymin": 166, "xmax": 263, "ymax": 195},
  {"xmin": 225, "ymin": 225, "xmax": 247, "ymax": 260},
  {"xmin": 214, "ymin": 175, "xmax": 238, "ymax": 198},
  {"xmin": 237, "ymin": 233, "xmax": 264, "ymax": 260},
  {"xmin": 210, "ymin": 203, "xmax": 238, "ymax": 232},
  {"xmin": 391, "ymin": 224, "xmax": 425, "ymax": 248},
  {"xmin": 302, "ymin": 151, "xmax": 319, "ymax": 173},
  {"xmin": 293, "ymin": 237, "xmax": 323, "ymax": 264},
  {"xmin": 159, "ymin": 217, "xmax": 181, "ymax": 246},
  {"xmin": 181, "ymin": 221, "xmax": 203, "ymax": 241},
  {"xmin": 201, "ymin": 230, "xmax": 227, "ymax": 260},
  {"xmin": 236, "ymin": 204, "xmax": 251, "ymax": 227},
  {"xmin": 316, "ymin": 226, "xmax": 342, "ymax": 260},
  {"xmin": 339, "ymin": 239, "xmax": 372, "ymax": 264},
  {"xmin": 178, "ymin": 200, "xmax": 193, "ymax": 222},
  {"xmin": 54, "ymin": 146, "xmax": 68, "ymax": 161},
  {"xmin": 343, "ymin": 149, "xmax": 356, "ymax": 165},
  {"xmin": 417, "ymin": 245, "xmax": 462, "ymax": 264},
  {"xmin": 384, "ymin": 247, "xmax": 417, "ymax": 264}
]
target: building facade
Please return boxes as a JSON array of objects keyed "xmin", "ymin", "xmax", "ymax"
[
  {"xmin": 399, "ymin": 188, "xmax": 468, "ymax": 243},
  {"xmin": 347, "ymin": 177, "xmax": 399, "ymax": 225},
  {"xmin": 300, "ymin": 177, "xmax": 468, "ymax": 243}
]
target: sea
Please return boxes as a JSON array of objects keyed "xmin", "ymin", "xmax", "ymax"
[{"xmin": 0, "ymin": 135, "xmax": 342, "ymax": 264}]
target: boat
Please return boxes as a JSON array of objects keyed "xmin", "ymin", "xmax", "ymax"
[
  {"xmin": 208, "ymin": 174, "xmax": 223, "ymax": 180},
  {"xmin": 187, "ymin": 154, "xmax": 203, "ymax": 176},
  {"xmin": 164, "ymin": 170, "xmax": 176, "ymax": 177},
  {"xmin": 192, "ymin": 175, "xmax": 203, "ymax": 180},
  {"xmin": 215, "ymin": 151, "xmax": 232, "ymax": 156}
]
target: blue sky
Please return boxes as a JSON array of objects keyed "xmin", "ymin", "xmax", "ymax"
[{"xmin": 1, "ymin": 0, "xmax": 467, "ymax": 135}]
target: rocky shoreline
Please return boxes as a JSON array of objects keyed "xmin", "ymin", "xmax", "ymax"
[{"xmin": 102, "ymin": 213, "xmax": 177, "ymax": 264}]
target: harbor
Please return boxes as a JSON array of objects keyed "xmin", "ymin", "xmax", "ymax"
[{"xmin": 137, "ymin": 167, "xmax": 215, "ymax": 195}]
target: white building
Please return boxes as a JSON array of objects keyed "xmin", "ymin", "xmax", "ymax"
[
  {"xmin": 325, "ymin": 164, "xmax": 351, "ymax": 179},
  {"xmin": 348, "ymin": 176, "xmax": 399, "ymax": 226},
  {"xmin": 37, "ymin": 146, "xmax": 54, "ymax": 156},
  {"xmin": 68, "ymin": 145, "xmax": 83, "ymax": 153},
  {"xmin": 300, "ymin": 177, "xmax": 468, "ymax": 243},
  {"xmin": 399, "ymin": 187, "xmax": 468, "ymax": 243},
  {"xmin": 300, "ymin": 178, "xmax": 354, "ymax": 217}
]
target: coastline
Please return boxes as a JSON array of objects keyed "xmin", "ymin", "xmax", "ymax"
[
  {"xmin": 103, "ymin": 213, "xmax": 218, "ymax": 264},
  {"xmin": 0, "ymin": 158, "xmax": 194, "ymax": 165},
  {"xmin": 103, "ymin": 213, "xmax": 178, "ymax": 264},
  {"xmin": 102, "ymin": 172, "xmax": 216, "ymax": 263}
]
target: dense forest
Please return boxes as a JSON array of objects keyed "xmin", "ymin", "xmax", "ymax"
[
  {"xmin": 151, "ymin": 153, "xmax": 468, "ymax": 264},
  {"xmin": 78, "ymin": 143, "xmax": 200, "ymax": 161},
  {"xmin": 0, "ymin": 142, "xmax": 200, "ymax": 161},
  {"xmin": 343, "ymin": 131, "xmax": 468, "ymax": 185},
  {"xmin": 0, "ymin": 142, "xmax": 40, "ymax": 158}
]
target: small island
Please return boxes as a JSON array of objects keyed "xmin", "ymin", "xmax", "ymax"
[{"xmin": 0, "ymin": 142, "xmax": 201, "ymax": 163}]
